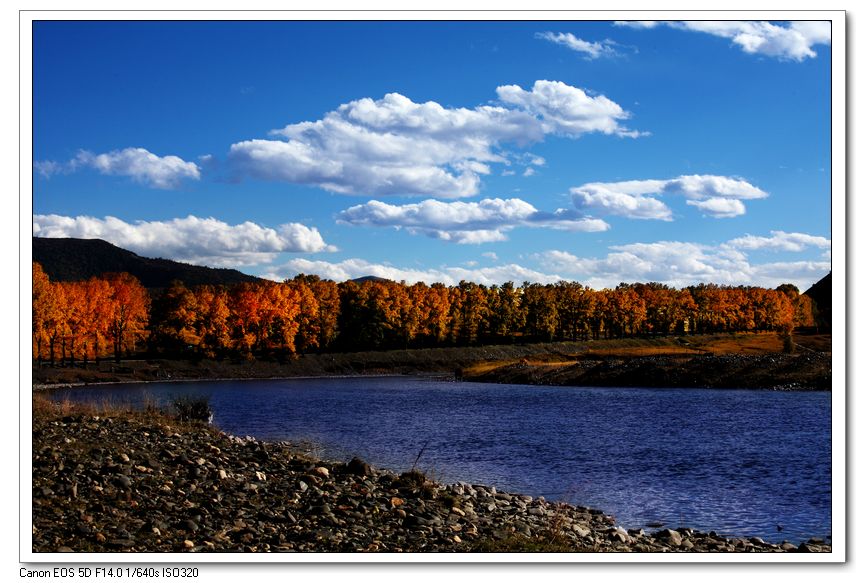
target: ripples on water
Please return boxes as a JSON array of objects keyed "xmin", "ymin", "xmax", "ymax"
[{"xmin": 51, "ymin": 376, "xmax": 831, "ymax": 543}]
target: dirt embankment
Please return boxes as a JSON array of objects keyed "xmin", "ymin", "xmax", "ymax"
[
  {"xmin": 461, "ymin": 352, "xmax": 830, "ymax": 390},
  {"xmin": 33, "ymin": 333, "xmax": 831, "ymax": 392},
  {"xmin": 460, "ymin": 333, "xmax": 831, "ymax": 391}
]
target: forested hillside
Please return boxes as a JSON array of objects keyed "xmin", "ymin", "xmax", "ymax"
[{"xmin": 33, "ymin": 237, "xmax": 260, "ymax": 289}]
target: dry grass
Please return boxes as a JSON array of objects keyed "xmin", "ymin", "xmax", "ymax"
[
  {"xmin": 584, "ymin": 346, "xmax": 704, "ymax": 358},
  {"xmin": 460, "ymin": 332, "xmax": 831, "ymax": 380},
  {"xmin": 32, "ymin": 392, "xmax": 199, "ymax": 430},
  {"xmin": 463, "ymin": 360, "xmax": 520, "ymax": 375},
  {"xmin": 586, "ymin": 332, "xmax": 831, "ymax": 358},
  {"xmin": 698, "ymin": 334, "xmax": 784, "ymax": 354}
]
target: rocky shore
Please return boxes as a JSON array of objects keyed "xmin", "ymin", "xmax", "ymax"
[{"xmin": 32, "ymin": 402, "xmax": 831, "ymax": 554}]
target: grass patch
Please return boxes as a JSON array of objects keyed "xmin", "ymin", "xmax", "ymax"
[
  {"xmin": 583, "ymin": 346, "xmax": 703, "ymax": 358},
  {"xmin": 32, "ymin": 392, "xmax": 137, "ymax": 418},
  {"xmin": 32, "ymin": 392, "xmax": 212, "ymax": 434}
]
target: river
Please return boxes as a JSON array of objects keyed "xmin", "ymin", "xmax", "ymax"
[{"xmin": 48, "ymin": 376, "xmax": 831, "ymax": 544}]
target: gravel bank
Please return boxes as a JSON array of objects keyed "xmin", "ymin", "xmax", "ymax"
[{"xmin": 32, "ymin": 406, "xmax": 831, "ymax": 554}]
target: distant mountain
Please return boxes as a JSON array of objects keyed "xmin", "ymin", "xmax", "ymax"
[
  {"xmin": 804, "ymin": 272, "xmax": 831, "ymax": 330},
  {"xmin": 350, "ymin": 275, "xmax": 392, "ymax": 284},
  {"xmin": 32, "ymin": 237, "xmax": 261, "ymax": 289}
]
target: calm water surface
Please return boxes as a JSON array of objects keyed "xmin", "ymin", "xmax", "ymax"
[{"xmin": 50, "ymin": 376, "xmax": 831, "ymax": 543}]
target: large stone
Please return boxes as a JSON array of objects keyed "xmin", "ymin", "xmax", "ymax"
[
  {"xmin": 347, "ymin": 457, "xmax": 372, "ymax": 476},
  {"xmin": 572, "ymin": 524, "xmax": 591, "ymax": 538},
  {"xmin": 656, "ymin": 529, "xmax": 683, "ymax": 546}
]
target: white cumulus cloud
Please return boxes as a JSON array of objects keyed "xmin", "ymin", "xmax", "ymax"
[
  {"xmin": 265, "ymin": 227, "xmax": 830, "ymax": 290},
  {"xmin": 615, "ymin": 20, "xmax": 830, "ymax": 61},
  {"xmin": 336, "ymin": 198, "xmax": 609, "ymax": 244},
  {"xmin": 263, "ymin": 258, "xmax": 562, "ymax": 286},
  {"xmin": 571, "ymin": 174, "xmax": 767, "ymax": 220},
  {"xmin": 260, "ymin": 227, "xmax": 830, "ymax": 290},
  {"xmin": 535, "ymin": 231, "xmax": 830, "ymax": 290},
  {"xmin": 536, "ymin": 31, "xmax": 622, "ymax": 59},
  {"xmin": 571, "ymin": 182, "xmax": 673, "ymax": 220},
  {"xmin": 726, "ymin": 230, "xmax": 831, "ymax": 252},
  {"xmin": 496, "ymin": 80, "xmax": 641, "ymax": 138},
  {"xmin": 228, "ymin": 80, "xmax": 640, "ymax": 198},
  {"xmin": 33, "ymin": 214, "xmax": 334, "ymax": 268},
  {"xmin": 686, "ymin": 198, "xmax": 746, "ymax": 218},
  {"xmin": 35, "ymin": 147, "xmax": 201, "ymax": 189}
]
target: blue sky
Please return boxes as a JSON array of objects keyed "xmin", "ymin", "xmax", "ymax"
[{"xmin": 32, "ymin": 19, "xmax": 833, "ymax": 291}]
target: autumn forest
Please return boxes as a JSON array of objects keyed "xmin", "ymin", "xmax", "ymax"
[{"xmin": 32, "ymin": 261, "xmax": 818, "ymax": 366}]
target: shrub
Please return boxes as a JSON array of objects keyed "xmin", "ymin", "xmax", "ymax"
[
  {"xmin": 396, "ymin": 469, "xmax": 427, "ymax": 489},
  {"xmin": 171, "ymin": 395, "xmax": 213, "ymax": 423}
]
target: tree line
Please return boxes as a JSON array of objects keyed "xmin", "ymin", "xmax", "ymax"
[{"xmin": 32, "ymin": 262, "xmax": 817, "ymax": 364}]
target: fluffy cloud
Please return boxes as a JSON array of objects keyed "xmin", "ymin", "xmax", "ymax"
[
  {"xmin": 33, "ymin": 214, "xmax": 334, "ymax": 267},
  {"xmin": 686, "ymin": 198, "xmax": 746, "ymax": 218},
  {"xmin": 258, "ymin": 227, "xmax": 829, "ymax": 290},
  {"xmin": 336, "ymin": 198, "xmax": 609, "ymax": 244},
  {"xmin": 535, "ymin": 31, "xmax": 622, "ymax": 59},
  {"xmin": 264, "ymin": 227, "xmax": 829, "ymax": 290},
  {"xmin": 262, "ymin": 258, "xmax": 561, "ymax": 287},
  {"xmin": 571, "ymin": 174, "xmax": 767, "ymax": 219},
  {"xmin": 535, "ymin": 232, "xmax": 830, "ymax": 290},
  {"xmin": 615, "ymin": 20, "xmax": 830, "ymax": 61},
  {"xmin": 35, "ymin": 148, "xmax": 201, "ymax": 189},
  {"xmin": 726, "ymin": 230, "xmax": 831, "ymax": 252},
  {"xmin": 570, "ymin": 182, "xmax": 673, "ymax": 220},
  {"xmin": 228, "ymin": 80, "xmax": 639, "ymax": 198},
  {"xmin": 496, "ymin": 80, "xmax": 640, "ymax": 138}
]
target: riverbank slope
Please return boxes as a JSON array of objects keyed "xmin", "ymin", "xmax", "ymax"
[{"xmin": 33, "ymin": 332, "xmax": 831, "ymax": 391}]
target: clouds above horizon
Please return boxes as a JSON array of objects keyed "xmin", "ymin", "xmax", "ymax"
[
  {"xmin": 336, "ymin": 198, "xmax": 609, "ymax": 244},
  {"xmin": 32, "ymin": 211, "xmax": 829, "ymax": 291},
  {"xmin": 262, "ymin": 258, "xmax": 562, "ymax": 287},
  {"xmin": 33, "ymin": 214, "xmax": 334, "ymax": 267},
  {"xmin": 228, "ymin": 80, "xmax": 640, "ymax": 198},
  {"xmin": 570, "ymin": 174, "xmax": 768, "ymax": 220},
  {"xmin": 259, "ymin": 228, "xmax": 829, "ymax": 291},
  {"xmin": 535, "ymin": 31, "xmax": 623, "ymax": 59},
  {"xmin": 726, "ymin": 230, "xmax": 832, "ymax": 252},
  {"xmin": 35, "ymin": 147, "xmax": 201, "ymax": 189},
  {"xmin": 535, "ymin": 232, "xmax": 830, "ymax": 290},
  {"xmin": 615, "ymin": 20, "xmax": 830, "ymax": 61}
]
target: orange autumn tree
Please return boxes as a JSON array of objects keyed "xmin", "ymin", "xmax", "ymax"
[
  {"xmin": 194, "ymin": 285, "xmax": 232, "ymax": 357},
  {"xmin": 287, "ymin": 276, "xmax": 322, "ymax": 355},
  {"xmin": 522, "ymin": 282, "xmax": 558, "ymax": 342},
  {"xmin": 416, "ymin": 282, "xmax": 451, "ymax": 346},
  {"xmin": 61, "ymin": 281, "xmax": 88, "ymax": 366},
  {"xmin": 151, "ymin": 280, "xmax": 201, "ymax": 355},
  {"xmin": 82, "ymin": 276, "xmax": 113, "ymax": 363},
  {"xmin": 104, "ymin": 273, "xmax": 150, "ymax": 362},
  {"xmin": 260, "ymin": 281, "xmax": 302, "ymax": 356},
  {"xmin": 43, "ymin": 276, "xmax": 69, "ymax": 365},
  {"xmin": 32, "ymin": 262, "xmax": 54, "ymax": 364}
]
